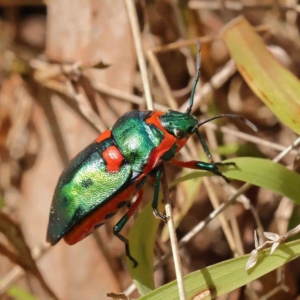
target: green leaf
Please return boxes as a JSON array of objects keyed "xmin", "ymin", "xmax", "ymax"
[
  {"xmin": 139, "ymin": 240, "xmax": 300, "ymax": 299},
  {"xmin": 180, "ymin": 157, "xmax": 300, "ymax": 205},
  {"xmin": 221, "ymin": 17, "xmax": 300, "ymax": 135},
  {"xmin": 212, "ymin": 157, "xmax": 300, "ymax": 205}
]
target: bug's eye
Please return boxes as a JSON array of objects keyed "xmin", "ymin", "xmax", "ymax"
[{"xmin": 174, "ymin": 129, "xmax": 185, "ymax": 139}]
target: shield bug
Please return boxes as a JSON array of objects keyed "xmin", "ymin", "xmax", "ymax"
[{"xmin": 46, "ymin": 44, "xmax": 257, "ymax": 267}]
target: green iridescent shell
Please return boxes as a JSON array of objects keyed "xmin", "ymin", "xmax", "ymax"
[{"xmin": 47, "ymin": 141, "xmax": 132, "ymax": 245}]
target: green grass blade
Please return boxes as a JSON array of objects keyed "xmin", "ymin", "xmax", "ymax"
[
  {"xmin": 221, "ymin": 17, "xmax": 300, "ymax": 135},
  {"xmin": 190, "ymin": 157, "xmax": 300, "ymax": 205},
  {"xmin": 139, "ymin": 240, "xmax": 300, "ymax": 299},
  {"xmin": 126, "ymin": 185, "xmax": 164, "ymax": 295}
]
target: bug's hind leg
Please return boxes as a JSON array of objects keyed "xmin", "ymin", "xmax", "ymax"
[
  {"xmin": 113, "ymin": 189, "xmax": 143, "ymax": 268},
  {"xmin": 171, "ymin": 159, "xmax": 236, "ymax": 183}
]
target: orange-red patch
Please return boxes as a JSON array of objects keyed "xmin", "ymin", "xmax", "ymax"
[
  {"xmin": 102, "ymin": 145, "xmax": 124, "ymax": 173},
  {"xmin": 144, "ymin": 112, "xmax": 176, "ymax": 173},
  {"xmin": 96, "ymin": 129, "xmax": 111, "ymax": 143},
  {"xmin": 175, "ymin": 138, "xmax": 187, "ymax": 152},
  {"xmin": 145, "ymin": 111, "xmax": 164, "ymax": 128}
]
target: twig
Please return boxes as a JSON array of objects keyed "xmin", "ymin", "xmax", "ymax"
[
  {"xmin": 170, "ymin": 0, "xmax": 188, "ymax": 39},
  {"xmin": 150, "ymin": 25, "xmax": 269, "ymax": 54},
  {"xmin": 224, "ymin": 183, "xmax": 265, "ymax": 245},
  {"xmin": 124, "ymin": 0, "xmax": 153, "ymax": 110},
  {"xmin": 90, "ymin": 80, "xmax": 166, "ymax": 111},
  {"xmin": 151, "ymin": 36, "xmax": 216, "ymax": 53},
  {"xmin": 1, "ymin": 0, "xmax": 42, "ymax": 6},
  {"xmin": 147, "ymin": 50, "xmax": 178, "ymax": 110},
  {"xmin": 0, "ymin": 243, "xmax": 51, "ymax": 294},
  {"xmin": 188, "ymin": 0, "xmax": 300, "ymax": 12},
  {"xmin": 161, "ymin": 164, "xmax": 187, "ymax": 300},
  {"xmin": 204, "ymin": 122, "xmax": 298, "ymax": 155},
  {"xmin": 65, "ymin": 80, "xmax": 106, "ymax": 132}
]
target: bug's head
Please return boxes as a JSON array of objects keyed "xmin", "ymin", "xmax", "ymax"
[
  {"xmin": 159, "ymin": 41, "xmax": 257, "ymax": 147},
  {"xmin": 159, "ymin": 110, "xmax": 198, "ymax": 140}
]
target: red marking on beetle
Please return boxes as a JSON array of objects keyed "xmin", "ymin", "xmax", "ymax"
[
  {"xmin": 103, "ymin": 145, "xmax": 124, "ymax": 173},
  {"xmin": 96, "ymin": 129, "xmax": 111, "ymax": 143},
  {"xmin": 171, "ymin": 158, "xmax": 197, "ymax": 169},
  {"xmin": 145, "ymin": 111, "xmax": 164, "ymax": 127},
  {"xmin": 64, "ymin": 181, "xmax": 141, "ymax": 245},
  {"xmin": 144, "ymin": 112, "xmax": 177, "ymax": 173},
  {"xmin": 175, "ymin": 137, "xmax": 188, "ymax": 152}
]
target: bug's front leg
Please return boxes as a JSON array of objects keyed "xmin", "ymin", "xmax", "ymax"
[
  {"xmin": 171, "ymin": 159, "xmax": 236, "ymax": 183},
  {"xmin": 113, "ymin": 189, "xmax": 144, "ymax": 268},
  {"xmin": 151, "ymin": 167, "xmax": 169, "ymax": 222}
]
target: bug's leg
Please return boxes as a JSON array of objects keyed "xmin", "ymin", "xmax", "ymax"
[
  {"xmin": 113, "ymin": 190, "xmax": 143, "ymax": 268},
  {"xmin": 195, "ymin": 131, "xmax": 236, "ymax": 170},
  {"xmin": 152, "ymin": 167, "xmax": 169, "ymax": 222},
  {"xmin": 195, "ymin": 130, "xmax": 214, "ymax": 163},
  {"xmin": 171, "ymin": 159, "xmax": 235, "ymax": 183}
]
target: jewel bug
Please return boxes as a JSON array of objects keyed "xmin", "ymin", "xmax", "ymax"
[{"xmin": 46, "ymin": 44, "xmax": 257, "ymax": 267}]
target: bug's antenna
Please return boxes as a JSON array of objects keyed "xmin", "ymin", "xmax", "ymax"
[
  {"xmin": 186, "ymin": 40, "xmax": 201, "ymax": 115},
  {"xmin": 197, "ymin": 114, "xmax": 258, "ymax": 132}
]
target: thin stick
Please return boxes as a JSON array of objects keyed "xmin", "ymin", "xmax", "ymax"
[
  {"xmin": 204, "ymin": 122, "xmax": 297, "ymax": 154},
  {"xmin": 189, "ymin": 0, "xmax": 300, "ymax": 12},
  {"xmin": 124, "ymin": 0, "xmax": 154, "ymax": 110},
  {"xmin": 65, "ymin": 80, "xmax": 106, "ymax": 132},
  {"xmin": 0, "ymin": 243, "xmax": 51, "ymax": 294},
  {"xmin": 161, "ymin": 164, "xmax": 187, "ymax": 300},
  {"xmin": 150, "ymin": 24, "xmax": 269, "ymax": 53},
  {"xmin": 147, "ymin": 50, "xmax": 178, "ymax": 110}
]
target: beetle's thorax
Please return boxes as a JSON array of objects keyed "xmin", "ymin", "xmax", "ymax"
[
  {"xmin": 111, "ymin": 110, "xmax": 198, "ymax": 173},
  {"xmin": 112, "ymin": 110, "xmax": 166, "ymax": 173}
]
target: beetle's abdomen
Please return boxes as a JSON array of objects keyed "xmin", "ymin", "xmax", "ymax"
[
  {"xmin": 46, "ymin": 136, "xmax": 132, "ymax": 245},
  {"xmin": 112, "ymin": 110, "xmax": 165, "ymax": 172},
  {"xmin": 63, "ymin": 180, "xmax": 142, "ymax": 245}
]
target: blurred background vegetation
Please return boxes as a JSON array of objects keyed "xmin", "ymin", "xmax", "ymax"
[{"xmin": 1, "ymin": 0, "xmax": 300, "ymax": 299}]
